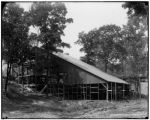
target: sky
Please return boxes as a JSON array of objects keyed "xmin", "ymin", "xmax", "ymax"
[{"xmin": 18, "ymin": 2, "xmax": 128, "ymax": 59}]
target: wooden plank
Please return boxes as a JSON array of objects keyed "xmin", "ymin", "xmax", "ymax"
[
  {"xmin": 98, "ymin": 84, "xmax": 99, "ymax": 100},
  {"xmin": 115, "ymin": 83, "xmax": 117, "ymax": 100},
  {"xmin": 101, "ymin": 83, "xmax": 107, "ymax": 89},
  {"xmin": 72, "ymin": 85, "xmax": 73, "ymax": 100},
  {"xmin": 139, "ymin": 78, "xmax": 141, "ymax": 99},
  {"xmin": 86, "ymin": 84, "xmax": 87, "ymax": 100},
  {"xmin": 90, "ymin": 92, "xmax": 99, "ymax": 93},
  {"xmin": 106, "ymin": 83, "xmax": 108, "ymax": 102},
  {"xmin": 123, "ymin": 84, "xmax": 124, "ymax": 99},
  {"xmin": 111, "ymin": 82, "xmax": 112, "ymax": 101},
  {"xmin": 40, "ymin": 84, "xmax": 47, "ymax": 93},
  {"xmin": 22, "ymin": 77, "xmax": 24, "ymax": 93},
  {"xmin": 90, "ymin": 86, "xmax": 100, "ymax": 88},
  {"xmin": 83, "ymin": 84, "xmax": 84, "ymax": 100},
  {"xmin": 107, "ymin": 90, "xmax": 112, "ymax": 91},
  {"xmin": 90, "ymin": 84, "xmax": 91, "ymax": 100}
]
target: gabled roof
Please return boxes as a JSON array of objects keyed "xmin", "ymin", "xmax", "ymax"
[{"xmin": 53, "ymin": 52, "xmax": 128, "ymax": 84}]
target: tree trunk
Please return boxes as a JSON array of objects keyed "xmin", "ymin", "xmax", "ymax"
[
  {"xmin": 21, "ymin": 63, "xmax": 24, "ymax": 92},
  {"xmin": 122, "ymin": 59, "xmax": 124, "ymax": 74},
  {"xmin": 5, "ymin": 62, "xmax": 11, "ymax": 92},
  {"xmin": 45, "ymin": 46, "xmax": 49, "ymax": 97},
  {"xmin": 104, "ymin": 61, "xmax": 108, "ymax": 73}
]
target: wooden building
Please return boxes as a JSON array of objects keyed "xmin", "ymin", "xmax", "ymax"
[
  {"xmin": 49, "ymin": 52, "xmax": 129, "ymax": 100},
  {"xmin": 12, "ymin": 52, "xmax": 129, "ymax": 100}
]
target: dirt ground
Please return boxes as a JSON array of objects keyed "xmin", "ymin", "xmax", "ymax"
[{"xmin": 2, "ymin": 83, "xmax": 148, "ymax": 119}]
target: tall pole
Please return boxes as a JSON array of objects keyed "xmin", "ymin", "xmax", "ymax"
[
  {"xmin": 111, "ymin": 82, "xmax": 112, "ymax": 101},
  {"xmin": 139, "ymin": 76, "xmax": 141, "ymax": 100},
  {"xmin": 46, "ymin": 42, "xmax": 49, "ymax": 97},
  {"xmin": 123, "ymin": 84, "xmax": 124, "ymax": 99},
  {"xmin": 115, "ymin": 83, "xmax": 117, "ymax": 100},
  {"xmin": 106, "ymin": 83, "xmax": 108, "ymax": 102}
]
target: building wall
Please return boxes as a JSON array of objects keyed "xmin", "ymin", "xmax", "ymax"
[
  {"xmin": 141, "ymin": 82, "xmax": 148, "ymax": 96},
  {"xmin": 54, "ymin": 56, "xmax": 105, "ymax": 85}
]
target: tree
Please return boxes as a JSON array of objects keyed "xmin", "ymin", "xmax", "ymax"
[
  {"xmin": 29, "ymin": 2, "xmax": 73, "ymax": 93},
  {"xmin": 122, "ymin": 22, "xmax": 147, "ymax": 77},
  {"xmin": 2, "ymin": 3, "xmax": 30, "ymax": 92},
  {"xmin": 122, "ymin": 2, "xmax": 148, "ymax": 77},
  {"xmin": 123, "ymin": 2, "xmax": 148, "ymax": 30},
  {"xmin": 76, "ymin": 25, "xmax": 127, "ymax": 73},
  {"xmin": 29, "ymin": 2, "xmax": 72, "ymax": 51},
  {"xmin": 122, "ymin": 2, "xmax": 148, "ymax": 17},
  {"xmin": 76, "ymin": 30, "xmax": 99, "ymax": 66}
]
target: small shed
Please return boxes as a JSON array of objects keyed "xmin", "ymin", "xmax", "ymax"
[{"xmin": 50, "ymin": 52, "xmax": 129, "ymax": 100}]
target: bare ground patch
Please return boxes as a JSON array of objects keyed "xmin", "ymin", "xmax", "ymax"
[{"xmin": 2, "ymin": 84, "xmax": 148, "ymax": 119}]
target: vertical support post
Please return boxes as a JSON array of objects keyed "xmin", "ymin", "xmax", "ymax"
[
  {"xmin": 98, "ymin": 83, "xmax": 99, "ymax": 100},
  {"xmin": 115, "ymin": 83, "xmax": 117, "ymax": 100},
  {"xmin": 139, "ymin": 78, "xmax": 141, "ymax": 100},
  {"xmin": 22, "ymin": 76, "xmax": 24, "ymax": 93},
  {"xmin": 85, "ymin": 84, "xmax": 87, "ymax": 100},
  {"xmin": 123, "ymin": 84, "xmax": 124, "ymax": 99},
  {"xmin": 72, "ymin": 85, "xmax": 73, "ymax": 100},
  {"xmin": 106, "ymin": 83, "xmax": 108, "ymax": 102},
  {"xmin": 111, "ymin": 82, "xmax": 113, "ymax": 101},
  {"xmin": 84, "ymin": 84, "xmax": 86, "ymax": 100},
  {"xmin": 78, "ymin": 85, "xmax": 79, "ymax": 100},
  {"xmin": 90, "ymin": 84, "xmax": 91, "ymax": 100},
  {"xmin": 86, "ymin": 84, "xmax": 88, "ymax": 100},
  {"xmin": 82, "ymin": 84, "xmax": 84, "ymax": 100}
]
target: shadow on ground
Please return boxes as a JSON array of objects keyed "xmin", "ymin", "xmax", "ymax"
[{"xmin": 2, "ymin": 83, "xmax": 148, "ymax": 119}]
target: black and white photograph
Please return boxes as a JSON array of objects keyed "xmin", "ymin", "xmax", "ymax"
[{"xmin": 1, "ymin": 1, "xmax": 148, "ymax": 119}]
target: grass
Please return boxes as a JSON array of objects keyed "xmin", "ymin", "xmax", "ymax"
[{"xmin": 2, "ymin": 83, "xmax": 148, "ymax": 119}]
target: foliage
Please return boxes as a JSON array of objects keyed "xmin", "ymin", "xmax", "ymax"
[
  {"xmin": 122, "ymin": 2, "xmax": 148, "ymax": 17},
  {"xmin": 76, "ymin": 25, "xmax": 127, "ymax": 73},
  {"xmin": 122, "ymin": 2, "xmax": 148, "ymax": 32},
  {"xmin": 2, "ymin": 3, "xmax": 30, "ymax": 91},
  {"xmin": 122, "ymin": 2, "xmax": 148, "ymax": 77},
  {"xmin": 122, "ymin": 22, "xmax": 147, "ymax": 76},
  {"xmin": 29, "ymin": 2, "xmax": 72, "ymax": 52},
  {"xmin": 76, "ymin": 21, "xmax": 147, "ymax": 77}
]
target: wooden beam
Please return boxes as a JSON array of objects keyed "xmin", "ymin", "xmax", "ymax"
[
  {"xmin": 101, "ymin": 83, "xmax": 107, "ymax": 89},
  {"xmin": 90, "ymin": 84, "xmax": 91, "ymax": 100},
  {"xmin": 98, "ymin": 84, "xmax": 99, "ymax": 100},
  {"xmin": 115, "ymin": 83, "xmax": 117, "ymax": 100},
  {"xmin": 123, "ymin": 84, "xmax": 124, "ymax": 99},
  {"xmin": 111, "ymin": 82, "xmax": 112, "ymax": 101},
  {"xmin": 106, "ymin": 83, "xmax": 108, "ymax": 102},
  {"xmin": 86, "ymin": 84, "xmax": 88, "ymax": 100},
  {"xmin": 40, "ymin": 84, "xmax": 47, "ymax": 93},
  {"xmin": 139, "ymin": 78, "xmax": 141, "ymax": 100},
  {"xmin": 22, "ymin": 77, "xmax": 24, "ymax": 93}
]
